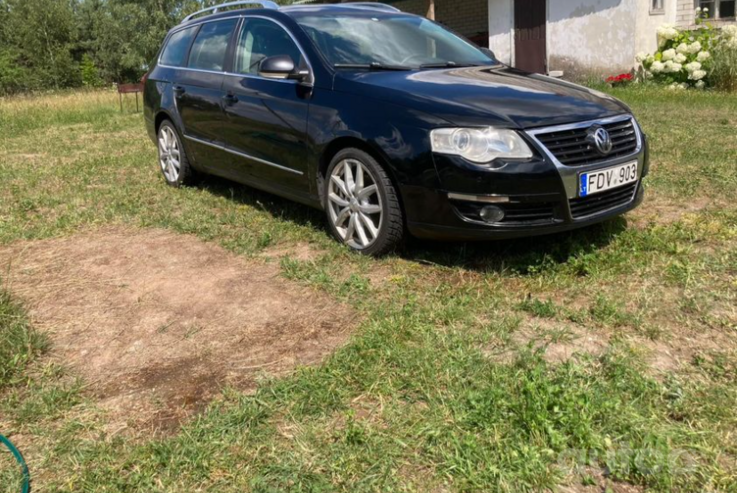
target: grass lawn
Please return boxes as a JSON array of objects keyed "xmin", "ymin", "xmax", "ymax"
[{"xmin": 0, "ymin": 86, "xmax": 736, "ymax": 492}]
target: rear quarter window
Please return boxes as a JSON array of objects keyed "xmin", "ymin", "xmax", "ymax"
[{"xmin": 160, "ymin": 26, "xmax": 198, "ymax": 67}]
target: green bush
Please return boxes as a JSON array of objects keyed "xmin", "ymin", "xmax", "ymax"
[{"xmin": 711, "ymin": 27, "xmax": 737, "ymax": 92}]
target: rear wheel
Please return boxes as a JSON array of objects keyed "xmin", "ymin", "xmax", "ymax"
[
  {"xmin": 157, "ymin": 120, "xmax": 196, "ymax": 187},
  {"xmin": 325, "ymin": 149, "xmax": 403, "ymax": 256}
]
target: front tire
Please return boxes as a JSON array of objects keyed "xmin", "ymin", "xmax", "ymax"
[
  {"xmin": 325, "ymin": 149, "xmax": 404, "ymax": 256},
  {"xmin": 157, "ymin": 120, "xmax": 196, "ymax": 187}
]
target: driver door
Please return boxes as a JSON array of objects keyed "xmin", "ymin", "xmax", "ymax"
[{"xmin": 220, "ymin": 17, "xmax": 311, "ymax": 193}]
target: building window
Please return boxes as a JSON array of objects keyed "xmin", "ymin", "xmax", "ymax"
[
  {"xmin": 651, "ymin": 0, "xmax": 665, "ymax": 14},
  {"xmin": 699, "ymin": 0, "xmax": 736, "ymax": 19}
]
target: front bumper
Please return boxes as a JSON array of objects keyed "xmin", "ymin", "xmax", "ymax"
[
  {"xmin": 404, "ymin": 115, "xmax": 649, "ymax": 241},
  {"xmin": 407, "ymin": 181, "xmax": 644, "ymax": 240}
]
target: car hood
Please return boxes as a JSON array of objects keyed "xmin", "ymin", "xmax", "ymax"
[{"xmin": 333, "ymin": 65, "xmax": 628, "ymax": 129}]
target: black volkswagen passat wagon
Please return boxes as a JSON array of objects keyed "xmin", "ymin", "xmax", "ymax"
[{"xmin": 144, "ymin": 1, "xmax": 648, "ymax": 256}]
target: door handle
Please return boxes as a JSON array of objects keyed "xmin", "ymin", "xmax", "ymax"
[
  {"xmin": 173, "ymin": 85, "xmax": 185, "ymax": 97},
  {"xmin": 222, "ymin": 93, "xmax": 238, "ymax": 104}
]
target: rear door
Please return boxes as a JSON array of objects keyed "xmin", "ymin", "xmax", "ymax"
[
  {"xmin": 220, "ymin": 17, "xmax": 311, "ymax": 193},
  {"xmin": 174, "ymin": 18, "xmax": 238, "ymax": 169}
]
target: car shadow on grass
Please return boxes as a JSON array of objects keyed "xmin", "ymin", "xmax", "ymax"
[
  {"xmin": 402, "ymin": 216, "xmax": 627, "ymax": 275},
  {"xmin": 198, "ymin": 174, "xmax": 327, "ymax": 231},
  {"xmin": 197, "ymin": 175, "xmax": 628, "ymax": 276},
  {"xmin": 402, "ymin": 217, "xmax": 628, "ymax": 275}
]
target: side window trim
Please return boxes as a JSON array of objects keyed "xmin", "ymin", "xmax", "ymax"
[
  {"xmin": 157, "ymin": 15, "xmax": 314, "ymax": 85},
  {"xmin": 159, "ymin": 24, "xmax": 201, "ymax": 68},
  {"xmin": 227, "ymin": 15, "xmax": 314, "ymax": 84},
  {"xmin": 183, "ymin": 24, "xmax": 203, "ymax": 69},
  {"xmin": 223, "ymin": 17, "xmax": 245, "ymax": 74},
  {"xmin": 158, "ymin": 16, "xmax": 241, "ymax": 72},
  {"xmin": 186, "ymin": 18, "xmax": 238, "ymax": 71}
]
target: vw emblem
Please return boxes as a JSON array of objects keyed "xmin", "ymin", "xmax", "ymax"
[{"xmin": 588, "ymin": 126, "xmax": 613, "ymax": 155}]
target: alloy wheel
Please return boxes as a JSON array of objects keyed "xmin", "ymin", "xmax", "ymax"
[
  {"xmin": 327, "ymin": 158, "xmax": 383, "ymax": 249},
  {"xmin": 158, "ymin": 126, "xmax": 181, "ymax": 182}
]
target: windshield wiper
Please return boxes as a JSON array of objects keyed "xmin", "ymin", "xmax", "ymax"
[
  {"xmin": 334, "ymin": 62, "xmax": 412, "ymax": 71},
  {"xmin": 420, "ymin": 61, "xmax": 485, "ymax": 69},
  {"xmin": 420, "ymin": 61, "xmax": 458, "ymax": 69}
]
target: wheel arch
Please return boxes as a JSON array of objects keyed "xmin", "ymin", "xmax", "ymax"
[
  {"xmin": 317, "ymin": 137, "xmax": 404, "ymax": 212},
  {"xmin": 154, "ymin": 110, "xmax": 176, "ymax": 134}
]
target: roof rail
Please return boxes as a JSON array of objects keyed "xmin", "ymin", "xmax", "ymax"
[
  {"xmin": 288, "ymin": 1, "xmax": 401, "ymax": 12},
  {"xmin": 341, "ymin": 3, "xmax": 401, "ymax": 12},
  {"xmin": 183, "ymin": 1, "xmax": 279, "ymax": 23}
]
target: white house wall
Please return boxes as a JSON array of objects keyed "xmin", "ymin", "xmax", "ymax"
[
  {"xmin": 489, "ymin": 0, "xmax": 650, "ymax": 79},
  {"xmin": 547, "ymin": 0, "xmax": 637, "ymax": 77},
  {"xmin": 635, "ymin": 0, "xmax": 677, "ymax": 57},
  {"xmin": 676, "ymin": 0, "xmax": 695, "ymax": 25},
  {"xmin": 488, "ymin": 0, "xmax": 514, "ymax": 64}
]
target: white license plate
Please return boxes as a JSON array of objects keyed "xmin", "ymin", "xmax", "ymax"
[{"xmin": 579, "ymin": 161, "xmax": 638, "ymax": 197}]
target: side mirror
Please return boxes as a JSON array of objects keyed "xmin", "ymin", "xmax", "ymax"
[
  {"xmin": 258, "ymin": 55, "xmax": 309, "ymax": 81},
  {"xmin": 480, "ymin": 47, "xmax": 496, "ymax": 60}
]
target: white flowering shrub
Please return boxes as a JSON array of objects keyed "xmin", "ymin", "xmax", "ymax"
[
  {"xmin": 636, "ymin": 9, "xmax": 715, "ymax": 89},
  {"xmin": 637, "ymin": 8, "xmax": 737, "ymax": 91},
  {"xmin": 722, "ymin": 25, "xmax": 737, "ymax": 48}
]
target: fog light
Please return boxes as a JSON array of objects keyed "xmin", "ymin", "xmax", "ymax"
[{"xmin": 480, "ymin": 205, "xmax": 505, "ymax": 223}]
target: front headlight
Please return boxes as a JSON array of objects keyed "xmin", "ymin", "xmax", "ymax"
[{"xmin": 430, "ymin": 127, "xmax": 533, "ymax": 164}]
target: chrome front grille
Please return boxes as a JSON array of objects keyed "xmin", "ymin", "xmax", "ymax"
[{"xmin": 532, "ymin": 117, "xmax": 639, "ymax": 167}]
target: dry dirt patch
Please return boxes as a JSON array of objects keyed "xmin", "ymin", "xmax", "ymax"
[
  {"xmin": 483, "ymin": 311, "xmax": 734, "ymax": 375},
  {"xmin": 628, "ymin": 195, "xmax": 712, "ymax": 228},
  {"xmin": 259, "ymin": 241, "xmax": 324, "ymax": 262},
  {"xmin": 0, "ymin": 228, "xmax": 357, "ymax": 432}
]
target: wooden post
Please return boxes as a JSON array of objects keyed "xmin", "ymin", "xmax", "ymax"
[{"xmin": 427, "ymin": 0, "xmax": 435, "ymax": 20}]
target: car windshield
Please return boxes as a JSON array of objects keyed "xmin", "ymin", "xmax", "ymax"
[{"xmin": 293, "ymin": 13, "xmax": 495, "ymax": 69}]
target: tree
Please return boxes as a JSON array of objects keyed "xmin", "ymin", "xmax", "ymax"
[
  {"xmin": 80, "ymin": 53, "xmax": 103, "ymax": 86},
  {"xmin": 0, "ymin": 0, "xmax": 287, "ymax": 93},
  {"xmin": 3, "ymin": 0, "xmax": 80, "ymax": 90},
  {"xmin": 76, "ymin": 0, "xmax": 211, "ymax": 83}
]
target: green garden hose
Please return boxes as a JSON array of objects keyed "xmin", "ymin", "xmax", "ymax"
[{"xmin": 0, "ymin": 434, "xmax": 30, "ymax": 493}]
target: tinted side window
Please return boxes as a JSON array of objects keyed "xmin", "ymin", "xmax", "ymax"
[
  {"xmin": 188, "ymin": 19, "xmax": 237, "ymax": 71},
  {"xmin": 160, "ymin": 27, "xmax": 197, "ymax": 67},
  {"xmin": 234, "ymin": 18, "xmax": 302, "ymax": 75}
]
